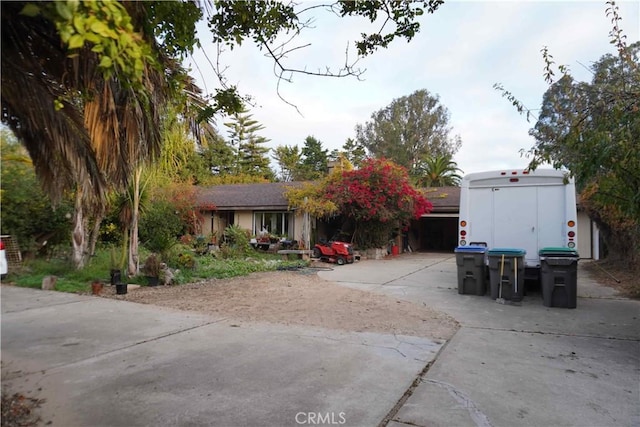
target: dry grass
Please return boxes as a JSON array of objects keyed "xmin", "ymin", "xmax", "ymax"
[
  {"xmin": 0, "ymin": 392, "xmax": 44, "ymax": 427},
  {"xmin": 584, "ymin": 260, "xmax": 640, "ymax": 299}
]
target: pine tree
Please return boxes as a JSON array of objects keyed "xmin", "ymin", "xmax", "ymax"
[{"xmin": 225, "ymin": 108, "xmax": 274, "ymax": 180}]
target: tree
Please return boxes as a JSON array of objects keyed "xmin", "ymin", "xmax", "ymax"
[
  {"xmin": 494, "ymin": 3, "xmax": 639, "ymax": 268},
  {"xmin": 355, "ymin": 89, "xmax": 461, "ymax": 175},
  {"xmin": 1, "ymin": 1, "xmax": 199, "ymax": 268},
  {"xmin": 324, "ymin": 158, "xmax": 433, "ymax": 248},
  {"xmin": 2, "ymin": 0, "xmax": 444, "ymax": 268},
  {"xmin": 284, "ymin": 159, "xmax": 356, "ymax": 219},
  {"xmin": 287, "ymin": 158, "xmax": 432, "ymax": 249},
  {"xmin": 413, "ymin": 154, "xmax": 463, "ymax": 187},
  {"xmin": 2, "ymin": 0, "xmax": 444, "ymax": 200},
  {"xmin": 273, "ymin": 145, "xmax": 302, "ymax": 182},
  {"xmin": 239, "ymin": 134, "xmax": 274, "ymax": 180},
  {"xmin": 0, "ymin": 129, "xmax": 73, "ymax": 256},
  {"xmin": 528, "ymin": 44, "xmax": 639, "ymax": 266},
  {"xmin": 202, "ymin": 130, "xmax": 237, "ymax": 178},
  {"xmin": 298, "ymin": 136, "xmax": 329, "ymax": 181},
  {"xmin": 225, "ymin": 108, "xmax": 274, "ymax": 180},
  {"xmin": 155, "ymin": 108, "xmax": 210, "ymax": 185},
  {"xmin": 210, "ymin": 1, "xmax": 444, "ymax": 93},
  {"xmin": 139, "ymin": 199, "xmax": 183, "ymax": 258},
  {"xmin": 1, "ymin": 1, "xmax": 181, "ymax": 201},
  {"xmin": 341, "ymin": 138, "xmax": 368, "ymax": 168}
]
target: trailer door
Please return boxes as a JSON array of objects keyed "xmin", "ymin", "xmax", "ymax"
[
  {"xmin": 536, "ymin": 185, "xmax": 565, "ymax": 251},
  {"xmin": 492, "ymin": 186, "xmax": 538, "ymax": 267},
  {"xmin": 467, "ymin": 187, "xmax": 493, "ymax": 246}
]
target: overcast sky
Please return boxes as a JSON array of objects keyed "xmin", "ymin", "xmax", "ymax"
[{"xmin": 186, "ymin": 1, "xmax": 639, "ymax": 176}]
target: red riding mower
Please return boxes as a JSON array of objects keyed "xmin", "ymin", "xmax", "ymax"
[{"xmin": 312, "ymin": 238, "xmax": 355, "ymax": 265}]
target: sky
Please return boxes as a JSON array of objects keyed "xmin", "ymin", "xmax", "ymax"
[{"xmin": 186, "ymin": 1, "xmax": 640, "ymax": 176}]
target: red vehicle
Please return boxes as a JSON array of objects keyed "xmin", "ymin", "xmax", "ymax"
[{"xmin": 312, "ymin": 239, "xmax": 354, "ymax": 265}]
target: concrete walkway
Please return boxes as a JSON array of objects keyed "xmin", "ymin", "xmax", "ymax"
[{"xmin": 319, "ymin": 253, "xmax": 640, "ymax": 427}]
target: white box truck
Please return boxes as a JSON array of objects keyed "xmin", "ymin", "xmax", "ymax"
[{"xmin": 458, "ymin": 169, "xmax": 578, "ymax": 278}]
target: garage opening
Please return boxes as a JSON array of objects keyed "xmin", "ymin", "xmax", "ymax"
[{"xmin": 414, "ymin": 214, "xmax": 458, "ymax": 252}]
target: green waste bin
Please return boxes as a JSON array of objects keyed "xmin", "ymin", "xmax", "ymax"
[
  {"xmin": 487, "ymin": 248, "xmax": 526, "ymax": 302},
  {"xmin": 454, "ymin": 246, "xmax": 487, "ymax": 295},
  {"xmin": 539, "ymin": 247, "xmax": 579, "ymax": 308}
]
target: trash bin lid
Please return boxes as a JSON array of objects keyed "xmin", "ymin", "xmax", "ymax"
[
  {"xmin": 455, "ymin": 246, "xmax": 487, "ymax": 254},
  {"xmin": 539, "ymin": 247, "xmax": 579, "ymax": 257},
  {"xmin": 488, "ymin": 248, "xmax": 526, "ymax": 256}
]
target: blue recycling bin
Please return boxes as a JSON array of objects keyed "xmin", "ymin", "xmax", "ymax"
[
  {"xmin": 488, "ymin": 248, "xmax": 526, "ymax": 302},
  {"xmin": 455, "ymin": 246, "xmax": 487, "ymax": 295},
  {"xmin": 539, "ymin": 247, "xmax": 579, "ymax": 308}
]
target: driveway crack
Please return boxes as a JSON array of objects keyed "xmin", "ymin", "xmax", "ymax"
[{"xmin": 464, "ymin": 325, "xmax": 640, "ymax": 342}]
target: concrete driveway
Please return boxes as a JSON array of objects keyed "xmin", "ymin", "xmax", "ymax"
[
  {"xmin": 1, "ymin": 284, "xmax": 442, "ymax": 427},
  {"xmin": 319, "ymin": 253, "xmax": 640, "ymax": 427},
  {"xmin": 2, "ymin": 253, "xmax": 638, "ymax": 427}
]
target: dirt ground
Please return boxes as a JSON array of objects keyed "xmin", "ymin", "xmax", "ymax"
[
  {"xmin": 99, "ymin": 268, "xmax": 459, "ymax": 340},
  {"xmin": 584, "ymin": 260, "xmax": 640, "ymax": 299}
]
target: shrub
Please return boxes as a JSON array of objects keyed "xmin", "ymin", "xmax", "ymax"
[
  {"xmin": 139, "ymin": 200, "xmax": 182, "ymax": 256},
  {"xmin": 219, "ymin": 224, "xmax": 252, "ymax": 258},
  {"xmin": 177, "ymin": 253, "xmax": 196, "ymax": 269},
  {"xmin": 142, "ymin": 254, "xmax": 162, "ymax": 277}
]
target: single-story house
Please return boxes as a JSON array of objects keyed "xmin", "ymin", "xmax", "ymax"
[
  {"xmin": 196, "ymin": 182, "xmax": 309, "ymax": 246},
  {"xmin": 196, "ymin": 183, "xmax": 599, "ymax": 259}
]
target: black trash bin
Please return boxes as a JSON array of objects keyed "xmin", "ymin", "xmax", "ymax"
[
  {"xmin": 454, "ymin": 246, "xmax": 487, "ymax": 295},
  {"xmin": 539, "ymin": 247, "xmax": 579, "ymax": 308},
  {"xmin": 487, "ymin": 248, "xmax": 526, "ymax": 302}
]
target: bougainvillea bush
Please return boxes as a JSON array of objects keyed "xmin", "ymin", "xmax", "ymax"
[{"xmin": 324, "ymin": 158, "xmax": 432, "ymax": 248}]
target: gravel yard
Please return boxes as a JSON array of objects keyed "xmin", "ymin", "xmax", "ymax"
[{"xmin": 101, "ymin": 268, "xmax": 459, "ymax": 340}]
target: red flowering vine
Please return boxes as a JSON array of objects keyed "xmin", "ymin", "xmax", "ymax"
[{"xmin": 324, "ymin": 158, "xmax": 432, "ymax": 227}]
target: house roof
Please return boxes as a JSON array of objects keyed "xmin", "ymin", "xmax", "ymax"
[
  {"xmin": 423, "ymin": 186, "xmax": 460, "ymax": 213},
  {"xmin": 198, "ymin": 182, "xmax": 462, "ymax": 213},
  {"xmin": 196, "ymin": 182, "xmax": 304, "ymax": 211}
]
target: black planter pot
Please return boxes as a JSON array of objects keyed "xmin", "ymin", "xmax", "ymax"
[
  {"xmin": 146, "ymin": 276, "xmax": 160, "ymax": 287},
  {"xmin": 110, "ymin": 269, "xmax": 121, "ymax": 286},
  {"xmin": 115, "ymin": 283, "xmax": 127, "ymax": 295}
]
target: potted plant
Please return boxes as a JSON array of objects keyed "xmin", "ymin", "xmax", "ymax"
[
  {"xmin": 109, "ymin": 246, "xmax": 123, "ymax": 286},
  {"xmin": 143, "ymin": 254, "xmax": 161, "ymax": 286},
  {"xmin": 91, "ymin": 280, "xmax": 104, "ymax": 296}
]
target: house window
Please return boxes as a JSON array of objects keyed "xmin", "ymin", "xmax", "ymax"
[{"xmin": 254, "ymin": 212, "xmax": 289, "ymax": 237}]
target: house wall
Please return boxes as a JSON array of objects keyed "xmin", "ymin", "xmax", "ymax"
[
  {"xmin": 199, "ymin": 209, "xmax": 305, "ymax": 243},
  {"xmin": 199, "ymin": 202, "xmax": 595, "ymax": 257},
  {"xmin": 577, "ymin": 210, "xmax": 595, "ymax": 259},
  {"xmin": 199, "ymin": 211, "xmax": 230, "ymax": 241},
  {"xmin": 201, "ymin": 211, "xmax": 213, "ymax": 236},
  {"xmin": 235, "ymin": 211, "xmax": 253, "ymax": 231},
  {"xmin": 289, "ymin": 211, "xmax": 307, "ymax": 245}
]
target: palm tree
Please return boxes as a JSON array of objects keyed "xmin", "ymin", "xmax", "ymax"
[
  {"xmin": 1, "ymin": 2, "xmax": 171, "ymax": 267},
  {"xmin": 1, "ymin": 2, "xmax": 166, "ymax": 198},
  {"xmin": 1, "ymin": 3, "xmax": 219, "ymax": 268},
  {"xmin": 414, "ymin": 155, "xmax": 463, "ymax": 187}
]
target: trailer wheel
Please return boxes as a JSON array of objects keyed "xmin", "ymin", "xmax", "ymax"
[{"xmin": 336, "ymin": 256, "xmax": 345, "ymax": 266}]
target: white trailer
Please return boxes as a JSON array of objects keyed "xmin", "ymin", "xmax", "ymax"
[{"xmin": 458, "ymin": 169, "xmax": 578, "ymax": 277}]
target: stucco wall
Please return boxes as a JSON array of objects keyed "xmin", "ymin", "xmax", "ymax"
[
  {"xmin": 289, "ymin": 211, "xmax": 306, "ymax": 244},
  {"xmin": 200, "ymin": 211, "xmax": 213, "ymax": 236},
  {"xmin": 201, "ymin": 210, "xmax": 307, "ymax": 244},
  {"xmin": 577, "ymin": 210, "xmax": 593, "ymax": 259},
  {"xmin": 234, "ymin": 211, "xmax": 252, "ymax": 231}
]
